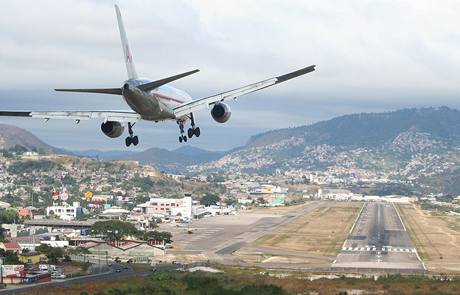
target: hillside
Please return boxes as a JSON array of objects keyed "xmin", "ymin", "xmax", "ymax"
[
  {"xmin": 195, "ymin": 107, "xmax": 460, "ymax": 194},
  {"xmin": 124, "ymin": 146, "xmax": 225, "ymax": 172},
  {"xmin": 0, "ymin": 123, "xmax": 58, "ymax": 153},
  {"xmin": 0, "ymin": 123, "xmax": 223, "ymax": 172},
  {"xmin": 246, "ymin": 107, "xmax": 460, "ymax": 148},
  {"xmin": 73, "ymin": 146, "xmax": 225, "ymax": 173}
]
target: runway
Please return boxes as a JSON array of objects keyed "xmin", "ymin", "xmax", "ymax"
[
  {"xmin": 332, "ymin": 202, "xmax": 425, "ymax": 272},
  {"xmin": 165, "ymin": 201, "xmax": 326, "ymax": 258}
]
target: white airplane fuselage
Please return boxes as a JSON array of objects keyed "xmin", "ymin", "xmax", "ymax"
[{"xmin": 121, "ymin": 79, "xmax": 192, "ymax": 122}]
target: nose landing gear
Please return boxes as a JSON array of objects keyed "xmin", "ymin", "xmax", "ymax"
[{"xmin": 125, "ymin": 122, "xmax": 139, "ymax": 147}]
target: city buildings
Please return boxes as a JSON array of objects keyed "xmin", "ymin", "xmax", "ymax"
[
  {"xmin": 46, "ymin": 202, "xmax": 83, "ymax": 221},
  {"xmin": 136, "ymin": 196, "xmax": 192, "ymax": 219}
]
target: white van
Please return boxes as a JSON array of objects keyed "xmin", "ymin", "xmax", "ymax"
[{"xmin": 39, "ymin": 264, "xmax": 48, "ymax": 271}]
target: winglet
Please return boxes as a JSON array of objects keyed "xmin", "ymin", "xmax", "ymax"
[{"xmin": 276, "ymin": 65, "xmax": 316, "ymax": 84}]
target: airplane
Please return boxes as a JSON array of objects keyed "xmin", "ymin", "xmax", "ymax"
[{"xmin": 0, "ymin": 5, "xmax": 315, "ymax": 147}]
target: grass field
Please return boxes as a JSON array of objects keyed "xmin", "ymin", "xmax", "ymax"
[
  {"xmin": 254, "ymin": 202, "xmax": 362, "ymax": 256},
  {"xmin": 399, "ymin": 204, "xmax": 460, "ymax": 273}
]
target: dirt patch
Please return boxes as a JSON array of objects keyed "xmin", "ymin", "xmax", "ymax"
[
  {"xmin": 253, "ymin": 202, "xmax": 362, "ymax": 257},
  {"xmin": 399, "ymin": 204, "xmax": 460, "ymax": 273}
]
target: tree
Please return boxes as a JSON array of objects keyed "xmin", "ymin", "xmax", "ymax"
[
  {"xmin": 36, "ymin": 244, "xmax": 64, "ymax": 263},
  {"xmin": 138, "ymin": 231, "xmax": 172, "ymax": 243},
  {"xmin": 10, "ymin": 145, "xmax": 28, "ymax": 155},
  {"xmin": 90, "ymin": 220, "xmax": 138, "ymax": 241},
  {"xmin": 0, "ymin": 249, "xmax": 20, "ymax": 264},
  {"xmin": 225, "ymin": 198, "xmax": 237, "ymax": 206},
  {"xmin": 200, "ymin": 194, "xmax": 220, "ymax": 206},
  {"xmin": 0, "ymin": 209, "xmax": 19, "ymax": 224}
]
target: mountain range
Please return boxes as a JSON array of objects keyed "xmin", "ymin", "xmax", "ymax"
[
  {"xmin": 245, "ymin": 106, "xmax": 460, "ymax": 149},
  {"xmin": 195, "ymin": 107, "xmax": 460, "ymax": 194},
  {"xmin": 0, "ymin": 106, "xmax": 459, "ymax": 194},
  {"xmin": 0, "ymin": 124, "xmax": 59, "ymax": 153},
  {"xmin": 71, "ymin": 146, "xmax": 225, "ymax": 173}
]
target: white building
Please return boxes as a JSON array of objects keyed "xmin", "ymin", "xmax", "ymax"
[
  {"xmin": 46, "ymin": 202, "xmax": 83, "ymax": 221},
  {"xmin": 137, "ymin": 197, "xmax": 192, "ymax": 219},
  {"xmin": 318, "ymin": 188, "xmax": 359, "ymax": 201},
  {"xmin": 0, "ymin": 201, "xmax": 11, "ymax": 209}
]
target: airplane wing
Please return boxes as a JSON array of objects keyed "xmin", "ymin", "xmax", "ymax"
[
  {"xmin": 0, "ymin": 111, "xmax": 141, "ymax": 122},
  {"xmin": 173, "ymin": 65, "xmax": 315, "ymax": 118}
]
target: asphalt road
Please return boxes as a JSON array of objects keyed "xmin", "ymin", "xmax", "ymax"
[
  {"xmin": 0, "ymin": 263, "xmax": 181, "ymax": 295},
  {"xmin": 332, "ymin": 202, "xmax": 425, "ymax": 271}
]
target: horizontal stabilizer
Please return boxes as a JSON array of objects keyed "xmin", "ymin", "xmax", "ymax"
[
  {"xmin": 54, "ymin": 88, "xmax": 122, "ymax": 95},
  {"xmin": 137, "ymin": 69, "xmax": 199, "ymax": 92}
]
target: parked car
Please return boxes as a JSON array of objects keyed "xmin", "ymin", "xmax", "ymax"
[
  {"xmin": 51, "ymin": 273, "xmax": 66, "ymax": 279},
  {"xmin": 39, "ymin": 264, "xmax": 48, "ymax": 271}
]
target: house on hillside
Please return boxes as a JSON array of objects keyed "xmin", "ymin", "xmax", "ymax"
[
  {"xmin": 0, "ymin": 242, "xmax": 21, "ymax": 253},
  {"xmin": 18, "ymin": 252, "xmax": 47, "ymax": 264}
]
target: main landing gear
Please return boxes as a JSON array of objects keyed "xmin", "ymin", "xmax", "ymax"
[
  {"xmin": 125, "ymin": 122, "xmax": 139, "ymax": 147},
  {"xmin": 178, "ymin": 121, "xmax": 187, "ymax": 143},
  {"xmin": 178, "ymin": 113, "xmax": 201, "ymax": 143}
]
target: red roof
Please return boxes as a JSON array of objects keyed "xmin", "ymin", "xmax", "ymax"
[
  {"xmin": 1, "ymin": 242, "xmax": 21, "ymax": 251},
  {"xmin": 18, "ymin": 208, "xmax": 32, "ymax": 217}
]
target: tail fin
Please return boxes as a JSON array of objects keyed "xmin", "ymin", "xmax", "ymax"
[{"xmin": 115, "ymin": 4, "xmax": 138, "ymax": 79}]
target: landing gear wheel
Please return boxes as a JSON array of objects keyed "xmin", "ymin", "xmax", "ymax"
[
  {"xmin": 194, "ymin": 127, "xmax": 201, "ymax": 137},
  {"xmin": 125, "ymin": 137, "xmax": 132, "ymax": 147},
  {"xmin": 132, "ymin": 136, "xmax": 139, "ymax": 146},
  {"xmin": 126, "ymin": 122, "xmax": 139, "ymax": 147},
  {"xmin": 183, "ymin": 135, "xmax": 188, "ymax": 142},
  {"xmin": 179, "ymin": 136, "xmax": 183, "ymax": 143},
  {"xmin": 187, "ymin": 128, "xmax": 194, "ymax": 139}
]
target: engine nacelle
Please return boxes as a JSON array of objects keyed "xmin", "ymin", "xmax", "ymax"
[
  {"xmin": 101, "ymin": 121, "xmax": 125, "ymax": 138},
  {"xmin": 211, "ymin": 103, "xmax": 231, "ymax": 123}
]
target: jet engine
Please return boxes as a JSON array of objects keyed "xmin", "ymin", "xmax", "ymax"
[
  {"xmin": 101, "ymin": 121, "xmax": 125, "ymax": 138},
  {"xmin": 211, "ymin": 102, "xmax": 231, "ymax": 123}
]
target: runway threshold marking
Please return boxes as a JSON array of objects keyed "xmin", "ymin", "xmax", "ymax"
[{"xmin": 341, "ymin": 246, "xmax": 417, "ymax": 253}]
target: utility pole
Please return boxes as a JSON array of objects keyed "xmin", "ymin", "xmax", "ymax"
[{"xmin": 0, "ymin": 257, "xmax": 4, "ymax": 285}]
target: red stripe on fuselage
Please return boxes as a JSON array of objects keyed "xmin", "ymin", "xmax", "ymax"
[{"xmin": 151, "ymin": 92, "xmax": 185, "ymax": 104}]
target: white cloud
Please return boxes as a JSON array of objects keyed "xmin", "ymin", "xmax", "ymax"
[{"xmin": 0, "ymin": 0, "xmax": 460, "ymax": 150}]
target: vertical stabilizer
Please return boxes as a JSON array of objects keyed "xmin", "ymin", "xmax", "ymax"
[{"xmin": 115, "ymin": 5, "xmax": 138, "ymax": 79}]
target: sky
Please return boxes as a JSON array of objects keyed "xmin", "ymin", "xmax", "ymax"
[{"xmin": 1, "ymin": 0, "xmax": 460, "ymax": 151}]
